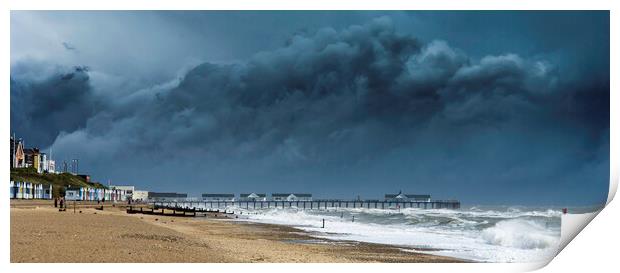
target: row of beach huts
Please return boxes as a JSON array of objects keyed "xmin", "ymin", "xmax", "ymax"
[
  {"xmin": 9, "ymin": 181, "xmax": 53, "ymax": 199},
  {"xmin": 9, "ymin": 180, "xmax": 130, "ymax": 201},
  {"xmin": 63, "ymin": 187, "xmax": 129, "ymax": 201}
]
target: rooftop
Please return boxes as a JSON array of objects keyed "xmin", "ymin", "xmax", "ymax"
[
  {"xmin": 202, "ymin": 193, "xmax": 235, "ymax": 197},
  {"xmin": 272, "ymin": 193, "xmax": 312, "ymax": 197}
]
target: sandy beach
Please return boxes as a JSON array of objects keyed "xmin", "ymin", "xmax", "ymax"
[{"xmin": 10, "ymin": 200, "xmax": 466, "ymax": 263}]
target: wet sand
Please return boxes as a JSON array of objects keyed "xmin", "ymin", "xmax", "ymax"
[{"xmin": 10, "ymin": 200, "xmax": 467, "ymax": 263}]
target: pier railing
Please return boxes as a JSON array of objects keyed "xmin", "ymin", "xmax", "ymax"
[{"xmin": 147, "ymin": 199, "xmax": 461, "ymax": 210}]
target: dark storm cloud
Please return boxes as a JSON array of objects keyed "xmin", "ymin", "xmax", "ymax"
[
  {"xmin": 11, "ymin": 13, "xmax": 609, "ymax": 205},
  {"xmin": 51, "ymin": 17, "xmax": 598, "ymax": 162},
  {"xmin": 10, "ymin": 67, "xmax": 100, "ymax": 147}
]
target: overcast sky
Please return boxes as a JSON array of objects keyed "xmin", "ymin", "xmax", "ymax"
[{"xmin": 10, "ymin": 11, "xmax": 609, "ymax": 205}]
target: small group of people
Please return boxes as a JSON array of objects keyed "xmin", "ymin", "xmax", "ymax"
[{"xmin": 53, "ymin": 197, "xmax": 66, "ymax": 208}]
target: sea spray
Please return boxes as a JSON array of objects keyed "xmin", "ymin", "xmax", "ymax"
[
  {"xmin": 481, "ymin": 219, "xmax": 558, "ymax": 249},
  {"xmin": 192, "ymin": 204, "xmax": 562, "ymax": 262},
  {"xmin": 178, "ymin": 202, "xmax": 560, "ymax": 262}
]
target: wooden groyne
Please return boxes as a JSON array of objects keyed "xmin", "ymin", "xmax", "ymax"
[
  {"xmin": 149, "ymin": 200, "xmax": 460, "ymax": 210},
  {"xmin": 126, "ymin": 205, "xmax": 241, "ymax": 218}
]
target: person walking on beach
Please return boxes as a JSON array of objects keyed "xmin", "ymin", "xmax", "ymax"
[
  {"xmin": 54, "ymin": 197, "xmax": 58, "ymax": 208},
  {"xmin": 59, "ymin": 197, "xmax": 64, "ymax": 209}
]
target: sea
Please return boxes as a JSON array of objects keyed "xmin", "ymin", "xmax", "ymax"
[{"xmin": 189, "ymin": 204, "xmax": 600, "ymax": 263}]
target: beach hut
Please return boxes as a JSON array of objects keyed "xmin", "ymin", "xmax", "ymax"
[
  {"xmin": 43, "ymin": 184, "xmax": 52, "ymax": 199},
  {"xmin": 16, "ymin": 181, "xmax": 23, "ymax": 199},
  {"xmin": 10, "ymin": 181, "xmax": 16, "ymax": 198},
  {"xmin": 65, "ymin": 187, "xmax": 81, "ymax": 201},
  {"xmin": 33, "ymin": 184, "xmax": 40, "ymax": 199},
  {"xmin": 23, "ymin": 182, "xmax": 31, "ymax": 199},
  {"xmin": 96, "ymin": 188, "xmax": 104, "ymax": 201},
  {"xmin": 20, "ymin": 182, "xmax": 26, "ymax": 199}
]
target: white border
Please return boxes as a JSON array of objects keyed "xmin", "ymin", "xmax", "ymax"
[{"xmin": 2, "ymin": 1, "xmax": 618, "ymax": 273}]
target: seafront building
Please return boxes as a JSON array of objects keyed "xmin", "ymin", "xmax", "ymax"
[
  {"xmin": 271, "ymin": 193, "xmax": 312, "ymax": 201},
  {"xmin": 108, "ymin": 185, "xmax": 155, "ymax": 201},
  {"xmin": 9, "ymin": 181, "xmax": 53, "ymax": 199},
  {"xmin": 384, "ymin": 193, "xmax": 431, "ymax": 202},
  {"xmin": 10, "ymin": 135, "xmax": 56, "ymax": 173},
  {"xmin": 132, "ymin": 190, "xmax": 149, "ymax": 201},
  {"xmin": 239, "ymin": 193, "xmax": 267, "ymax": 201},
  {"xmin": 109, "ymin": 185, "xmax": 134, "ymax": 198},
  {"xmin": 47, "ymin": 159, "xmax": 56, "ymax": 173},
  {"xmin": 10, "ymin": 136, "xmax": 25, "ymax": 168},
  {"xmin": 202, "ymin": 193, "xmax": 235, "ymax": 201},
  {"xmin": 148, "ymin": 192, "xmax": 188, "ymax": 201},
  {"xmin": 23, "ymin": 148, "xmax": 40, "ymax": 171}
]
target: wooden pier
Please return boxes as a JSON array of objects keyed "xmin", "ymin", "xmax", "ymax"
[{"xmin": 148, "ymin": 200, "xmax": 460, "ymax": 211}]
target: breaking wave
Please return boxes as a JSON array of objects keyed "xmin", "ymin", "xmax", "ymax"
[
  {"xmin": 481, "ymin": 219, "xmax": 559, "ymax": 250},
  {"xmin": 188, "ymin": 203, "xmax": 562, "ymax": 262}
]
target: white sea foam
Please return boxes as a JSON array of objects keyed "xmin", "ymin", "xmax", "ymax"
[
  {"xmin": 481, "ymin": 219, "xmax": 559, "ymax": 250},
  {"xmin": 231, "ymin": 206, "xmax": 561, "ymax": 263}
]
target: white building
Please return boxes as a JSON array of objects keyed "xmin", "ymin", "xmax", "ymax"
[
  {"xmin": 384, "ymin": 193, "xmax": 431, "ymax": 202},
  {"xmin": 38, "ymin": 153, "xmax": 47, "ymax": 174},
  {"xmin": 271, "ymin": 193, "xmax": 312, "ymax": 201},
  {"xmin": 132, "ymin": 190, "xmax": 149, "ymax": 201},
  {"xmin": 47, "ymin": 159, "xmax": 56, "ymax": 174},
  {"xmin": 64, "ymin": 188, "xmax": 81, "ymax": 201},
  {"xmin": 109, "ymin": 185, "xmax": 135, "ymax": 199},
  {"xmin": 239, "ymin": 193, "xmax": 267, "ymax": 201}
]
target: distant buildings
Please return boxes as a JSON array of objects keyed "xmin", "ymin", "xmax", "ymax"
[
  {"xmin": 384, "ymin": 193, "xmax": 431, "ymax": 202},
  {"xmin": 132, "ymin": 190, "xmax": 149, "ymax": 201},
  {"xmin": 109, "ymin": 185, "xmax": 133, "ymax": 196},
  {"xmin": 106, "ymin": 185, "xmax": 154, "ymax": 202},
  {"xmin": 23, "ymin": 148, "xmax": 40, "ymax": 170},
  {"xmin": 202, "ymin": 193, "xmax": 235, "ymax": 201},
  {"xmin": 148, "ymin": 192, "xmax": 188, "ymax": 201},
  {"xmin": 10, "ymin": 135, "xmax": 146, "ymax": 202},
  {"xmin": 192, "ymin": 193, "xmax": 313, "ymax": 202},
  {"xmin": 271, "ymin": 193, "xmax": 312, "ymax": 201},
  {"xmin": 239, "ymin": 193, "xmax": 267, "ymax": 201},
  {"xmin": 39, "ymin": 153, "xmax": 46, "ymax": 172},
  {"xmin": 10, "ymin": 135, "xmax": 56, "ymax": 174},
  {"xmin": 10, "ymin": 136, "xmax": 24, "ymax": 168},
  {"xmin": 47, "ymin": 159, "xmax": 56, "ymax": 173}
]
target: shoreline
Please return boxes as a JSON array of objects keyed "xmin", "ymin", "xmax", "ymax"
[{"xmin": 10, "ymin": 200, "xmax": 469, "ymax": 263}]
